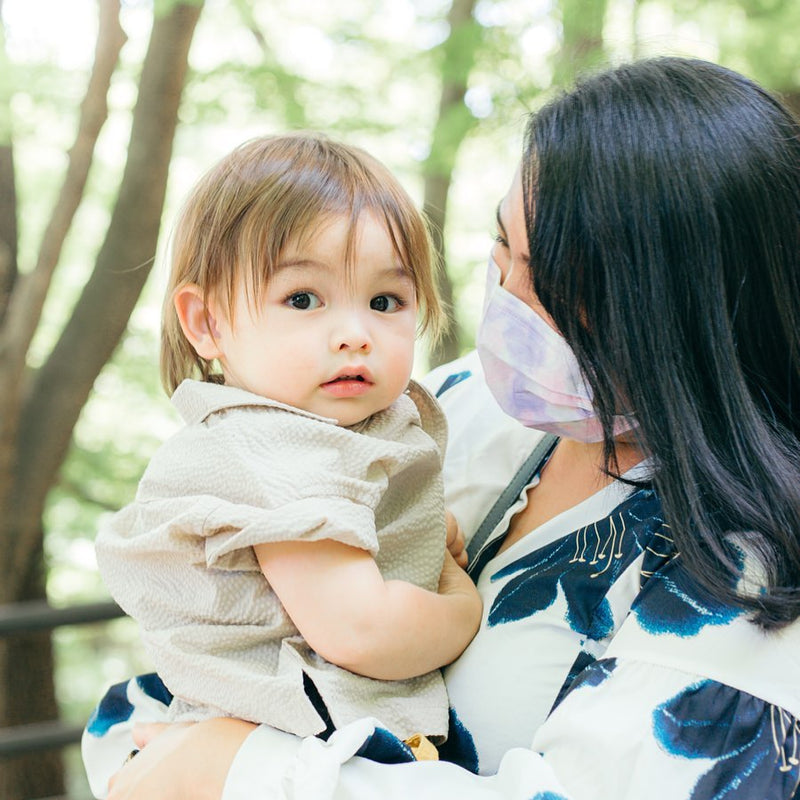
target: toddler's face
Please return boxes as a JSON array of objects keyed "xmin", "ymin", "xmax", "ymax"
[{"xmin": 212, "ymin": 212, "xmax": 418, "ymax": 427}]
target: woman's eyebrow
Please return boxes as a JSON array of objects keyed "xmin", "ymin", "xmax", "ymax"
[{"xmin": 495, "ymin": 204, "xmax": 507, "ymax": 238}]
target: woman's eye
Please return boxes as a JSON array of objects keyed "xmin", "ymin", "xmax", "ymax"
[
  {"xmin": 286, "ymin": 291, "xmax": 321, "ymax": 310},
  {"xmin": 493, "ymin": 231, "xmax": 509, "ymax": 248},
  {"xmin": 370, "ymin": 294, "xmax": 401, "ymax": 313}
]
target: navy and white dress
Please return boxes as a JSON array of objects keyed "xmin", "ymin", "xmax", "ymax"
[{"xmin": 83, "ymin": 351, "xmax": 800, "ymax": 800}]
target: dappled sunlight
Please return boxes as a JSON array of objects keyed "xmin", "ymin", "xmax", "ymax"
[{"xmin": 1, "ymin": 0, "xmax": 798, "ymax": 796}]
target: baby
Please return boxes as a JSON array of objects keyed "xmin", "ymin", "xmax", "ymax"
[{"xmin": 95, "ymin": 133, "xmax": 481, "ymax": 749}]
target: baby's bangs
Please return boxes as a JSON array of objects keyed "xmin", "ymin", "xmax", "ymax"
[
  {"xmin": 375, "ymin": 190, "xmax": 434, "ymax": 292},
  {"xmin": 364, "ymin": 190, "xmax": 443, "ymax": 338},
  {"xmin": 363, "ymin": 181, "xmax": 424, "ymax": 269},
  {"xmin": 336, "ymin": 205, "xmax": 419, "ymax": 295},
  {"xmin": 234, "ymin": 185, "xmax": 355, "ymax": 313}
]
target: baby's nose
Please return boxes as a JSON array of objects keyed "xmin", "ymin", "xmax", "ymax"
[{"xmin": 332, "ymin": 314, "xmax": 372, "ymax": 352}]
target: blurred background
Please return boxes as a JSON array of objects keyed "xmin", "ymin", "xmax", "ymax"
[{"xmin": 0, "ymin": 0, "xmax": 797, "ymax": 796}]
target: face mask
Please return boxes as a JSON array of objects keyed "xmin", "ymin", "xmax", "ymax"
[{"xmin": 476, "ymin": 257, "xmax": 635, "ymax": 442}]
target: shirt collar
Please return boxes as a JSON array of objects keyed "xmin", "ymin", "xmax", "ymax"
[{"xmin": 170, "ymin": 379, "xmax": 339, "ymax": 426}]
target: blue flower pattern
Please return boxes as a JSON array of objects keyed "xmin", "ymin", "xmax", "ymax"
[
  {"xmin": 438, "ymin": 707, "xmax": 480, "ymax": 774},
  {"xmin": 558, "ymin": 656, "xmax": 618, "ymax": 700},
  {"xmin": 86, "ymin": 672, "xmax": 173, "ymax": 738},
  {"xmin": 486, "ymin": 487, "xmax": 797, "ymax": 798},
  {"xmin": 489, "ymin": 486, "xmax": 744, "ymax": 641},
  {"xmin": 634, "ymin": 548, "xmax": 743, "ymax": 636},
  {"xmin": 488, "ymin": 489, "xmax": 663, "ymax": 637},
  {"xmin": 654, "ymin": 681, "xmax": 800, "ymax": 799},
  {"xmin": 86, "ymin": 679, "xmax": 134, "ymax": 737},
  {"xmin": 355, "ymin": 727, "xmax": 416, "ymax": 765},
  {"xmin": 434, "ymin": 370, "xmax": 471, "ymax": 398},
  {"xmin": 84, "ymin": 436, "xmax": 799, "ymax": 797}
]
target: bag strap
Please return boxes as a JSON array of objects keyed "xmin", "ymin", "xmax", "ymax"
[{"xmin": 466, "ymin": 433, "xmax": 558, "ymax": 574}]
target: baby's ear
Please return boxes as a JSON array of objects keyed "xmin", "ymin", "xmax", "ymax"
[{"xmin": 173, "ymin": 284, "xmax": 224, "ymax": 360}]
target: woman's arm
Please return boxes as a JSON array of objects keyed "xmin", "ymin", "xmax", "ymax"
[
  {"xmin": 104, "ymin": 716, "xmax": 573, "ymax": 800},
  {"xmin": 175, "ymin": 658, "xmax": 797, "ymax": 800},
  {"xmin": 104, "ymin": 719, "xmax": 255, "ymax": 800},
  {"xmin": 223, "ymin": 717, "xmax": 574, "ymax": 800},
  {"xmin": 100, "ymin": 573, "xmax": 800, "ymax": 800},
  {"xmin": 253, "ymin": 538, "xmax": 481, "ymax": 680}
]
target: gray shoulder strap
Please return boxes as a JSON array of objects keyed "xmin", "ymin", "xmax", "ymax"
[{"xmin": 466, "ymin": 433, "xmax": 558, "ymax": 573}]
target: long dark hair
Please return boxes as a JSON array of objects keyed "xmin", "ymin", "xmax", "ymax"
[{"xmin": 523, "ymin": 57, "xmax": 800, "ymax": 629}]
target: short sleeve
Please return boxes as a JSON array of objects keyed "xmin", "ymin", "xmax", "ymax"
[
  {"xmin": 203, "ymin": 495, "xmax": 381, "ymax": 570},
  {"xmin": 129, "ymin": 406, "xmax": 392, "ymax": 570}
]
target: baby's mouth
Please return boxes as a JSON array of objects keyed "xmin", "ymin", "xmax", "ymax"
[{"xmin": 322, "ymin": 371, "xmax": 374, "ymax": 396}]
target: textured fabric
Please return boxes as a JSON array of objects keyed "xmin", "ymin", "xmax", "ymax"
[
  {"xmin": 83, "ymin": 353, "xmax": 800, "ymax": 800},
  {"xmin": 95, "ymin": 378, "xmax": 449, "ymax": 740}
]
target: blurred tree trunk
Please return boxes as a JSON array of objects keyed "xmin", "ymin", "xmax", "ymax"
[
  {"xmin": 0, "ymin": 0, "xmax": 16, "ymax": 327},
  {"xmin": 781, "ymin": 90, "xmax": 800, "ymax": 117},
  {"xmin": 553, "ymin": 0, "xmax": 608, "ymax": 87},
  {"xmin": 0, "ymin": 1, "xmax": 202, "ymax": 797},
  {"xmin": 0, "ymin": 0, "xmax": 16, "ymax": 346},
  {"xmin": 424, "ymin": 0, "xmax": 483, "ymax": 368}
]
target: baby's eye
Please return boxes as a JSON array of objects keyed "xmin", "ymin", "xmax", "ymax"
[
  {"xmin": 286, "ymin": 291, "xmax": 321, "ymax": 310},
  {"xmin": 370, "ymin": 294, "xmax": 402, "ymax": 313}
]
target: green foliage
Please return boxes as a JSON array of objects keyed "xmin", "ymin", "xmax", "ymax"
[
  {"xmin": 551, "ymin": 0, "xmax": 608, "ymax": 87},
  {"xmin": 736, "ymin": 0, "xmax": 791, "ymax": 17},
  {"xmin": 726, "ymin": 0, "xmax": 800, "ymax": 89},
  {"xmin": 638, "ymin": 0, "xmax": 800, "ymax": 92},
  {"xmin": 45, "ymin": 316, "xmax": 176, "ymax": 595},
  {"xmin": 9, "ymin": 2, "xmax": 798, "ymax": 795}
]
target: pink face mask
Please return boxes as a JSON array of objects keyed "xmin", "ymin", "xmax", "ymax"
[{"xmin": 476, "ymin": 257, "xmax": 636, "ymax": 442}]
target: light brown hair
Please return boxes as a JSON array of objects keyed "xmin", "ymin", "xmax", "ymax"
[{"xmin": 161, "ymin": 133, "xmax": 443, "ymax": 393}]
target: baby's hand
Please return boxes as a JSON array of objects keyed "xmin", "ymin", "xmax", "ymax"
[
  {"xmin": 445, "ymin": 510, "xmax": 468, "ymax": 568},
  {"xmin": 437, "ymin": 549, "xmax": 482, "ymax": 654}
]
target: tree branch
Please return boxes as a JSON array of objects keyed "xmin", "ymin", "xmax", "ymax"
[
  {"xmin": 9, "ymin": 2, "xmax": 203, "ymax": 598},
  {"xmin": 423, "ymin": 0, "xmax": 482, "ymax": 366},
  {"xmin": 0, "ymin": 1, "xmax": 18, "ymax": 326},
  {"xmin": 0, "ymin": 0, "xmax": 126, "ymax": 389},
  {"xmin": 552, "ymin": 0, "xmax": 607, "ymax": 87}
]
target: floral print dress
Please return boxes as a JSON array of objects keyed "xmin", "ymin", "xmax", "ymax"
[{"xmin": 83, "ymin": 351, "xmax": 800, "ymax": 800}]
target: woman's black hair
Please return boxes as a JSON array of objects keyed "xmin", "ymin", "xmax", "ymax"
[{"xmin": 523, "ymin": 57, "xmax": 800, "ymax": 629}]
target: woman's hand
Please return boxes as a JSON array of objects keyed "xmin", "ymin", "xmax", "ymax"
[
  {"xmin": 106, "ymin": 718, "xmax": 255, "ymax": 800},
  {"xmin": 445, "ymin": 510, "xmax": 468, "ymax": 568}
]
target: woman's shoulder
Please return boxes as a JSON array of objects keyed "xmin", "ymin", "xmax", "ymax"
[{"xmin": 421, "ymin": 352, "xmax": 548, "ymax": 538}]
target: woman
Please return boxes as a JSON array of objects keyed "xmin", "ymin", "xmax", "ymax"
[{"xmin": 86, "ymin": 57, "xmax": 800, "ymax": 799}]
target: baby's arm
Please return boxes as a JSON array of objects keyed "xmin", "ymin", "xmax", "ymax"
[{"xmin": 253, "ymin": 538, "xmax": 481, "ymax": 681}]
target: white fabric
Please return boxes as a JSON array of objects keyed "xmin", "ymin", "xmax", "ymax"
[
  {"xmin": 220, "ymin": 351, "xmax": 800, "ymax": 799},
  {"xmin": 224, "ymin": 719, "xmax": 572, "ymax": 800},
  {"xmin": 83, "ymin": 352, "xmax": 800, "ymax": 800},
  {"xmin": 95, "ymin": 379, "xmax": 449, "ymax": 739}
]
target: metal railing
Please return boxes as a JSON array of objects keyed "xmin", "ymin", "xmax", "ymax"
[{"xmin": 0, "ymin": 599, "xmax": 124, "ymax": 759}]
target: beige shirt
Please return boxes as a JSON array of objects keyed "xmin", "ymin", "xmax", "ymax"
[{"xmin": 96, "ymin": 379, "xmax": 450, "ymax": 740}]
